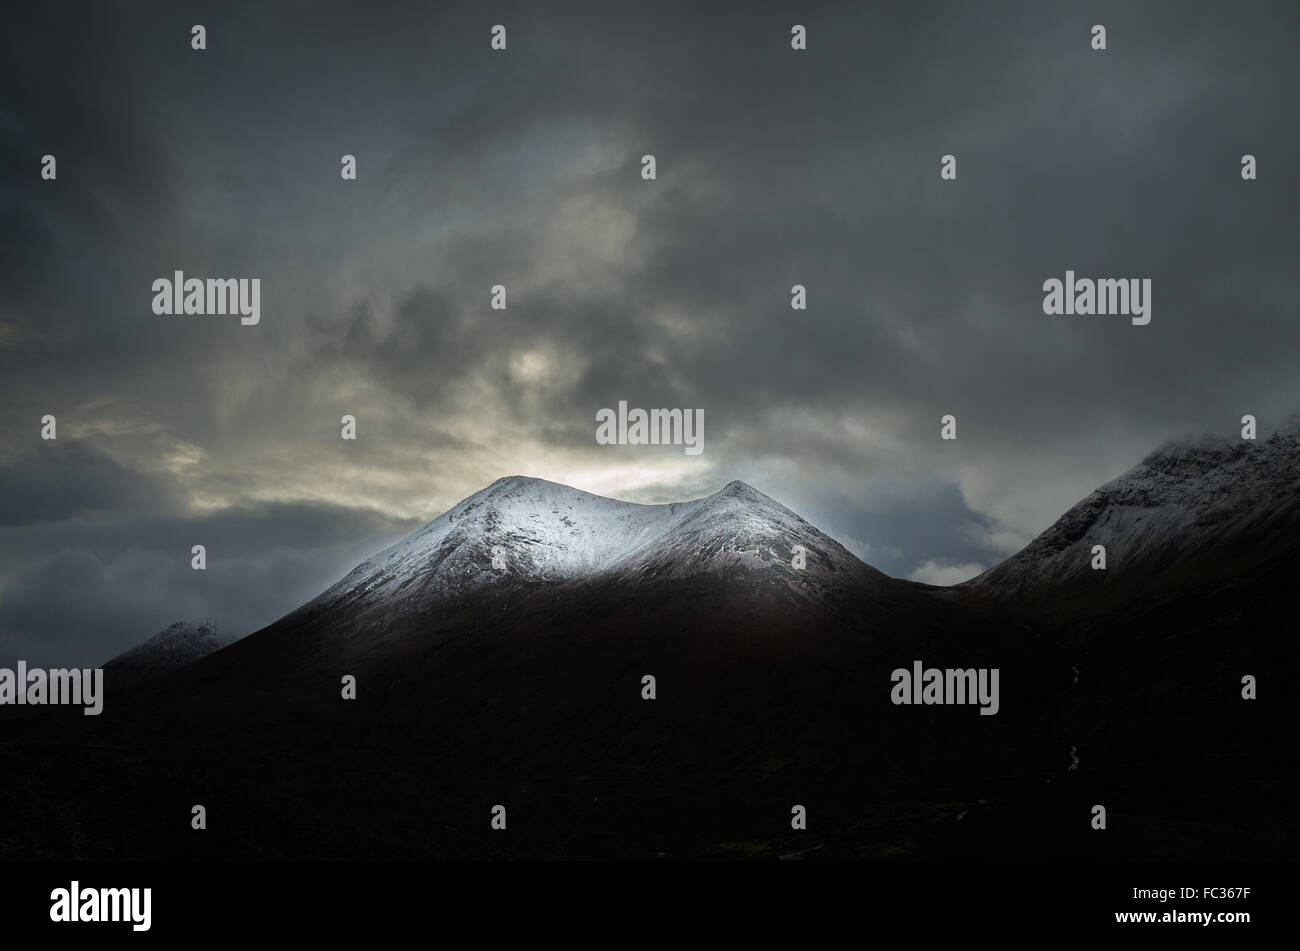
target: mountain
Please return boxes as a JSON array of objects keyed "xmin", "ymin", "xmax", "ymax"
[
  {"xmin": 953, "ymin": 421, "xmax": 1300, "ymax": 863},
  {"xmin": 3, "ymin": 465, "xmax": 1295, "ymax": 861},
  {"xmin": 106, "ymin": 476, "xmax": 1019, "ymax": 858},
  {"xmin": 248, "ymin": 476, "xmax": 911, "ymax": 659},
  {"xmin": 319, "ymin": 475, "xmax": 881, "ymax": 599},
  {"xmin": 104, "ymin": 620, "xmax": 239, "ymax": 689},
  {"xmin": 965, "ymin": 417, "xmax": 1300, "ymax": 616}
]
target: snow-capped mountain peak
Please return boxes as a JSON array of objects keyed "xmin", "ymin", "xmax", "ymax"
[
  {"xmin": 104, "ymin": 620, "xmax": 239, "ymax": 679},
  {"xmin": 302, "ymin": 476, "xmax": 880, "ymax": 624},
  {"xmin": 969, "ymin": 419, "xmax": 1300, "ymax": 595}
]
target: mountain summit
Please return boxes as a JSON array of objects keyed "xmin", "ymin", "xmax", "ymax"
[
  {"xmin": 968, "ymin": 418, "xmax": 1300, "ymax": 600},
  {"xmin": 103, "ymin": 620, "xmax": 239, "ymax": 688},
  {"xmin": 271, "ymin": 478, "xmax": 894, "ymax": 649},
  {"xmin": 288, "ymin": 477, "xmax": 886, "ymax": 636}
]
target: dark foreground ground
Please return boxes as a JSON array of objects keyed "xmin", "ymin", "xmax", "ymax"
[{"xmin": 1, "ymin": 555, "xmax": 1295, "ymax": 861}]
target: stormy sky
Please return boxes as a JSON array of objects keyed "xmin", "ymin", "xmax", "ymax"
[{"xmin": 2, "ymin": 0, "xmax": 1298, "ymax": 666}]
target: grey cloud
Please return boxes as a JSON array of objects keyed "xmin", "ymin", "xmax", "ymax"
[
  {"xmin": 0, "ymin": 442, "xmax": 186, "ymax": 526},
  {"xmin": 0, "ymin": 498, "xmax": 419, "ymax": 667}
]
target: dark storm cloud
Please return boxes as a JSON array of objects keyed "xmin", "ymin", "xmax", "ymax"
[
  {"xmin": 2, "ymin": 0, "xmax": 1298, "ymax": 663},
  {"xmin": 0, "ymin": 441, "xmax": 186, "ymax": 526},
  {"xmin": 0, "ymin": 495, "xmax": 418, "ymax": 667}
]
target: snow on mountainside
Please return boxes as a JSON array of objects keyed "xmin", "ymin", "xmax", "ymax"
[
  {"xmin": 104, "ymin": 620, "xmax": 239, "ymax": 677},
  {"xmin": 593, "ymin": 480, "xmax": 874, "ymax": 587},
  {"xmin": 968, "ymin": 416, "xmax": 1300, "ymax": 595},
  {"xmin": 299, "ymin": 477, "xmax": 882, "ymax": 622}
]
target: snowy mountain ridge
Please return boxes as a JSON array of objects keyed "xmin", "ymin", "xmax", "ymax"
[
  {"xmin": 303, "ymin": 476, "xmax": 880, "ymax": 620},
  {"xmin": 968, "ymin": 416, "xmax": 1300, "ymax": 594},
  {"xmin": 104, "ymin": 620, "xmax": 239, "ymax": 675}
]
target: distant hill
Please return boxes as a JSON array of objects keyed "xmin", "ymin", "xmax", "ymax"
[{"xmin": 103, "ymin": 620, "xmax": 239, "ymax": 690}]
